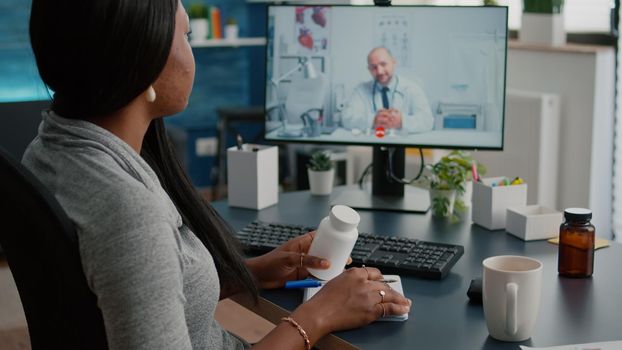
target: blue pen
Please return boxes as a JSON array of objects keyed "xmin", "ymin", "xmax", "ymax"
[
  {"xmin": 285, "ymin": 278, "xmax": 398, "ymax": 289},
  {"xmin": 284, "ymin": 279, "xmax": 324, "ymax": 289}
]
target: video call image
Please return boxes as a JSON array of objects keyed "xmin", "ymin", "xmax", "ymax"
[{"xmin": 264, "ymin": 5, "xmax": 508, "ymax": 149}]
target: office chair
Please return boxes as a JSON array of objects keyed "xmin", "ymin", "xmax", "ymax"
[
  {"xmin": 0, "ymin": 147, "xmax": 108, "ymax": 349},
  {"xmin": 267, "ymin": 75, "xmax": 327, "ymax": 138}
]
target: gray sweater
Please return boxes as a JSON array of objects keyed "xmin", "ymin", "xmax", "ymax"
[{"xmin": 22, "ymin": 111, "xmax": 248, "ymax": 350}]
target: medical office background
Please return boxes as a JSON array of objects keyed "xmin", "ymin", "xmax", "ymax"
[
  {"xmin": 267, "ymin": 6, "xmax": 505, "ymax": 137},
  {"xmin": 1, "ymin": 0, "xmax": 621, "ymax": 241}
]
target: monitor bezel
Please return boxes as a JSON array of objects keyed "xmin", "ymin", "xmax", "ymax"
[{"xmin": 262, "ymin": 4, "xmax": 509, "ymax": 151}]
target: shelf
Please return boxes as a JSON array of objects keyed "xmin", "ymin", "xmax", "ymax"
[
  {"xmin": 246, "ymin": 0, "xmax": 350, "ymax": 3},
  {"xmin": 190, "ymin": 37, "xmax": 266, "ymax": 48},
  {"xmin": 508, "ymin": 39, "xmax": 613, "ymax": 54}
]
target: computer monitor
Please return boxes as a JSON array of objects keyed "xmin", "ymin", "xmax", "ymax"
[{"xmin": 264, "ymin": 4, "xmax": 508, "ymax": 212}]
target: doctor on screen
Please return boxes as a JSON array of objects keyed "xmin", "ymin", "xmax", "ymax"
[{"xmin": 341, "ymin": 47, "xmax": 434, "ymax": 134}]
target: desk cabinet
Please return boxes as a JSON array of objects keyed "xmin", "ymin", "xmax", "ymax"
[{"xmin": 505, "ymin": 40, "xmax": 615, "ymax": 238}]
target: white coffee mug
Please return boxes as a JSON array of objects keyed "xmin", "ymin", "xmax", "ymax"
[{"xmin": 482, "ymin": 255, "xmax": 543, "ymax": 342}]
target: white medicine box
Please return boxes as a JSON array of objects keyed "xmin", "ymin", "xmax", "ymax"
[
  {"xmin": 472, "ymin": 177, "xmax": 527, "ymax": 230},
  {"xmin": 227, "ymin": 145, "xmax": 278, "ymax": 210},
  {"xmin": 506, "ymin": 205, "xmax": 563, "ymax": 241}
]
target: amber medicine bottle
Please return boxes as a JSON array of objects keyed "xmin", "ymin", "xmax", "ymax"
[{"xmin": 558, "ymin": 208, "xmax": 595, "ymax": 278}]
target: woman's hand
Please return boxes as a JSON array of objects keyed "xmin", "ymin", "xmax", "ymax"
[
  {"xmin": 291, "ymin": 266, "xmax": 412, "ymax": 335},
  {"xmin": 250, "ymin": 266, "xmax": 411, "ymax": 349},
  {"xmin": 246, "ymin": 231, "xmax": 333, "ymax": 289}
]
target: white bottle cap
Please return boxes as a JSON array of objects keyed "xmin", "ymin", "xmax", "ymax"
[{"xmin": 329, "ymin": 205, "xmax": 360, "ymax": 232}]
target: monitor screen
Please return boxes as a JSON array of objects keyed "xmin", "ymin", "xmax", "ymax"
[{"xmin": 264, "ymin": 5, "xmax": 508, "ymax": 150}]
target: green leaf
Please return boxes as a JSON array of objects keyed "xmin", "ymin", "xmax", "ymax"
[
  {"xmin": 307, "ymin": 151, "xmax": 334, "ymax": 171},
  {"xmin": 432, "ymin": 196, "xmax": 450, "ymax": 217},
  {"xmin": 523, "ymin": 0, "xmax": 564, "ymax": 14},
  {"xmin": 188, "ymin": 3, "xmax": 209, "ymax": 19},
  {"xmin": 454, "ymin": 198, "xmax": 466, "ymax": 214}
]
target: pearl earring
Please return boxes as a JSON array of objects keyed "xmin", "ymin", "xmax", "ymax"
[{"xmin": 146, "ymin": 85, "xmax": 156, "ymax": 102}]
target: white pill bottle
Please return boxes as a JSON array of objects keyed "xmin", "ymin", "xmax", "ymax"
[{"xmin": 307, "ymin": 205, "xmax": 360, "ymax": 280}]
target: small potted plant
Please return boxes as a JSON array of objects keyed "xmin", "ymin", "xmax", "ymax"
[
  {"xmin": 188, "ymin": 3, "xmax": 209, "ymax": 42},
  {"xmin": 307, "ymin": 150, "xmax": 334, "ymax": 195},
  {"xmin": 442, "ymin": 151, "xmax": 486, "ymax": 220},
  {"xmin": 424, "ymin": 159, "xmax": 466, "ymax": 219},
  {"xmin": 224, "ymin": 17, "xmax": 239, "ymax": 41},
  {"xmin": 422, "ymin": 151, "xmax": 486, "ymax": 220},
  {"xmin": 523, "ymin": 0, "xmax": 564, "ymax": 14},
  {"xmin": 520, "ymin": 0, "xmax": 565, "ymax": 46}
]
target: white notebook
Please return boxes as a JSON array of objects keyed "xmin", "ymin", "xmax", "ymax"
[{"xmin": 303, "ymin": 274, "xmax": 409, "ymax": 321}]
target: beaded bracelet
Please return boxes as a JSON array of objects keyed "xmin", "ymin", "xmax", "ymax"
[{"xmin": 281, "ymin": 316, "xmax": 311, "ymax": 350}]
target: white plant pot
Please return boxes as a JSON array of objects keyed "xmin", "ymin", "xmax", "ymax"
[
  {"xmin": 457, "ymin": 180, "xmax": 472, "ymax": 203},
  {"xmin": 224, "ymin": 24, "xmax": 239, "ymax": 40},
  {"xmin": 190, "ymin": 18, "xmax": 209, "ymax": 42},
  {"xmin": 456, "ymin": 181, "xmax": 472, "ymax": 222},
  {"xmin": 519, "ymin": 13, "xmax": 565, "ymax": 47},
  {"xmin": 308, "ymin": 168, "xmax": 334, "ymax": 196},
  {"xmin": 429, "ymin": 189, "xmax": 456, "ymax": 217}
]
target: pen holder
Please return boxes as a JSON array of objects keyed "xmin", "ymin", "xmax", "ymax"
[
  {"xmin": 227, "ymin": 144, "xmax": 278, "ymax": 210},
  {"xmin": 472, "ymin": 177, "xmax": 527, "ymax": 230}
]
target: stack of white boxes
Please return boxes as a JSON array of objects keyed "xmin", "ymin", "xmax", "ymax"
[{"xmin": 472, "ymin": 177, "xmax": 562, "ymax": 241}]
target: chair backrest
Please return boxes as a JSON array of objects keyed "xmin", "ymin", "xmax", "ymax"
[
  {"xmin": 0, "ymin": 100, "xmax": 50, "ymax": 160},
  {"xmin": 0, "ymin": 147, "xmax": 108, "ymax": 349},
  {"xmin": 284, "ymin": 75, "xmax": 327, "ymax": 126}
]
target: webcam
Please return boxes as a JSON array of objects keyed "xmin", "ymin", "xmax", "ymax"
[{"xmin": 374, "ymin": 0, "xmax": 391, "ymax": 6}]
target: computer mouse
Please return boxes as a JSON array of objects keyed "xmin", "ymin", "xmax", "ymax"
[{"xmin": 467, "ymin": 277, "xmax": 483, "ymax": 304}]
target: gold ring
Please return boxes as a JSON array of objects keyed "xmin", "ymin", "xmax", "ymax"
[
  {"xmin": 379, "ymin": 303, "xmax": 386, "ymax": 318},
  {"xmin": 361, "ymin": 265, "xmax": 369, "ymax": 279},
  {"xmin": 379, "ymin": 290, "xmax": 385, "ymax": 303},
  {"xmin": 299, "ymin": 253, "xmax": 305, "ymax": 268}
]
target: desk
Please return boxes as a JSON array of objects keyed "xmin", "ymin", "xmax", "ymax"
[{"xmin": 213, "ymin": 186, "xmax": 622, "ymax": 349}]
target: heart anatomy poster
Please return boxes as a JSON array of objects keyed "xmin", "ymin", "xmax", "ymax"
[{"xmin": 295, "ymin": 6, "xmax": 330, "ymax": 54}]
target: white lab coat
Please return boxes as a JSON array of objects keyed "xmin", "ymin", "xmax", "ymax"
[{"xmin": 341, "ymin": 75, "xmax": 434, "ymax": 134}]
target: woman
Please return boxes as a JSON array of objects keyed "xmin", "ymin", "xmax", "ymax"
[{"xmin": 25, "ymin": 1, "xmax": 411, "ymax": 349}]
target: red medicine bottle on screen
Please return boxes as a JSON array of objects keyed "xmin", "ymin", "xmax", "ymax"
[{"xmin": 558, "ymin": 208, "xmax": 595, "ymax": 278}]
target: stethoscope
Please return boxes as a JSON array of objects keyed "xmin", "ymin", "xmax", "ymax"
[{"xmin": 371, "ymin": 75, "xmax": 404, "ymax": 112}]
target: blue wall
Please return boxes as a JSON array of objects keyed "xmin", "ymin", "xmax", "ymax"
[
  {"xmin": 0, "ymin": 0, "xmax": 267, "ymax": 188},
  {"xmin": 0, "ymin": 0, "xmax": 50, "ymax": 102},
  {"xmin": 171, "ymin": 0, "xmax": 266, "ymax": 187}
]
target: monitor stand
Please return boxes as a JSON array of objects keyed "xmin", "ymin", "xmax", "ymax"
[{"xmin": 331, "ymin": 146, "xmax": 430, "ymax": 213}]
